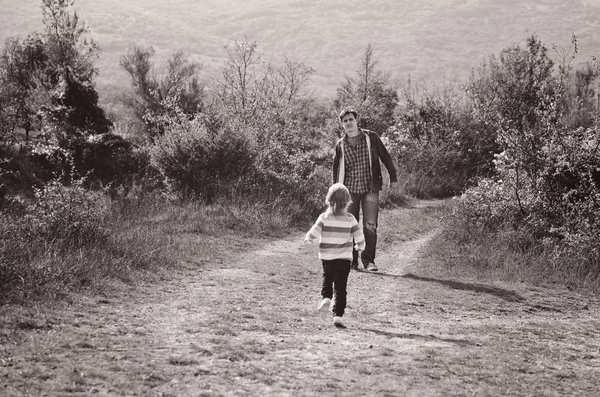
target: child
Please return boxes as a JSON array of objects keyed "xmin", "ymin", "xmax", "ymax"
[{"xmin": 305, "ymin": 183, "xmax": 366, "ymax": 328}]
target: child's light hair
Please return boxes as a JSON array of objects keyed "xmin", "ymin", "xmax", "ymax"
[{"xmin": 325, "ymin": 183, "xmax": 352, "ymax": 216}]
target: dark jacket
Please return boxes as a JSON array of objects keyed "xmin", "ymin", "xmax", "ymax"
[{"xmin": 332, "ymin": 129, "xmax": 398, "ymax": 192}]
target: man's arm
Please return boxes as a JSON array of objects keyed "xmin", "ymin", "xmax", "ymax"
[
  {"xmin": 332, "ymin": 144, "xmax": 340, "ymax": 184},
  {"xmin": 373, "ymin": 133, "xmax": 398, "ymax": 183}
]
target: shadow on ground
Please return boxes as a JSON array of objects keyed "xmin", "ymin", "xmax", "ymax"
[
  {"xmin": 400, "ymin": 273, "xmax": 525, "ymax": 303},
  {"xmin": 357, "ymin": 328, "xmax": 475, "ymax": 346}
]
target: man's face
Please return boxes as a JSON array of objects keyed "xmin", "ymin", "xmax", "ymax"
[{"xmin": 341, "ymin": 113, "xmax": 358, "ymax": 134}]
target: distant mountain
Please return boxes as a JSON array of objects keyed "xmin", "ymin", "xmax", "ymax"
[{"xmin": 1, "ymin": 0, "xmax": 600, "ymax": 103}]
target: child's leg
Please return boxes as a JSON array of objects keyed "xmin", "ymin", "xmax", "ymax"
[
  {"xmin": 321, "ymin": 260, "xmax": 334, "ymax": 299},
  {"xmin": 332, "ymin": 259, "xmax": 351, "ymax": 317}
]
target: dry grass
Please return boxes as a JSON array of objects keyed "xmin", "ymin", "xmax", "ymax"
[
  {"xmin": 422, "ymin": 202, "xmax": 600, "ymax": 293},
  {"xmin": 0, "ymin": 194, "xmax": 293, "ymax": 304}
]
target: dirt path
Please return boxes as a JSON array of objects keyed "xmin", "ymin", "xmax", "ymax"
[{"xmin": 2, "ymin": 205, "xmax": 600, "ymax": 396}]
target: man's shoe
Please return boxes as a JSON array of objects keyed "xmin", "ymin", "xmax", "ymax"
[
  {"xmin": 318, "ymin": 298, "xmax": 332, "ymax": 312},
  {"xmin": 365, "ymin": 262, "xmax": 378, "ymax": 272},
  {"xmin": 333, "ymin": 316, "xmax": 346, "ymax": 328}
]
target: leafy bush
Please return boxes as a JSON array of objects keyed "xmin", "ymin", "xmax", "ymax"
[
  {"xmin": 390, "ymin": 83, "xmax": 498, "ymax": 198},
  {"xmin": 149, "ymin": 114, "xmax": 255, "ymax": 203},
  {"xmin": 249, "ymin": 142, "xmax": 330, "ymax": 221},
  {"xmin": 0, "ymin": 141, "xmax": 70, "ymax": 199},
  {"xmin": 24, "ymin": 178, "xmax": 111, "ymax": 247},
  {"xmin": 71, "ymin": 132, "xmax": 151, "ymax": 190},
  {"xmin": 428, "ymin": 36, "xmax": 600, "ymax": 289},
  {"xmin": 0, "ymin": 177, "xmax": 111, "ymax": 299}
]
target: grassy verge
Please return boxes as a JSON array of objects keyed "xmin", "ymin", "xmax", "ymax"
[
  {"xmin": 421, "ymin": 201, "xmax": 600, "ymax": 293},
  {"xmin": 0, "ymin": 194, "xmax": 294, "ymax": 305}
]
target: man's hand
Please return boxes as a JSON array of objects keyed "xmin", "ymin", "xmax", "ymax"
[{"xmin": 390, "ymin": 181, "xmax": 400, "ymax": 194}]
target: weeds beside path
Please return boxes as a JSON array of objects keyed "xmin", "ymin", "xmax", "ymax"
[{"xmin": 2, "ymin": 201, "xmax": 600, "ymax": 396}]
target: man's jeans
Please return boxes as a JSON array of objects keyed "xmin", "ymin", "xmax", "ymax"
[{"xmin": 348, "ymin": 192, "xmax": 379, "ymax": 266}]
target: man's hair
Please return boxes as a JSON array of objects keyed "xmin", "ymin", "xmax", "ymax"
[
  {"xmin": 325, "ymin": 183, "xmax": 352, "ymax": 216},
  {"xmin": 338, "ymin": 107, "xmax": 358, "ymax": 121}
]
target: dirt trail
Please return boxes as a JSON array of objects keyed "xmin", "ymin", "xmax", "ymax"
[{"xmin": 2, "ymin": 205, "xmax": 600, "ymax": 396}]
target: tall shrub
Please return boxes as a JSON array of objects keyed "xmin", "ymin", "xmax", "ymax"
[{"xmin": 149, "ymin": 111, "xmax": 255, "ymax": 203}]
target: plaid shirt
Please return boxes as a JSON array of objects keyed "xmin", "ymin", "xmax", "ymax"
[{"xmin": 343, "ymin": 133, "xmax": 371, "ymax": 194}]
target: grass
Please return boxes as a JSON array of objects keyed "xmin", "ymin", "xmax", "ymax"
[
  {"xmin": 421, "ymin": 201, "xmax": 600, "ymax": 293},
  {"xmin": 2, "ymin": 180, "xmax": 598, "ymax": 308},
  {"xmin": 0, "ymin": 191, "xmax": 294, "ymax": 305}
]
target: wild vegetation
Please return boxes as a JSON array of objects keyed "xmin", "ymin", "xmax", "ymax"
[{"xmin": 1, "ymin": 0, "xmax": 599, "ymax": 304}]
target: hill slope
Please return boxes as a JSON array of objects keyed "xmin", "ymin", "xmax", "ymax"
[{"xmin": 1, "ymin": 0, "xmax": 600, "ymax": 101}]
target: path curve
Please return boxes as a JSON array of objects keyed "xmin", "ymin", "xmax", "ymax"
[{"xmin": 1, "ymin": 206, "xmax": 600, "ymax": 396}]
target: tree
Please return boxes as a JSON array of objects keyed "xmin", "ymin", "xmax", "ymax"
[
  {"xmin": 0, "ymin": 35, "xmax": 51, "ymax": 139},
  {"xmin": 0, "ymin": 0, "xmax": 111, "ymax": 140},
  {"xmin": 120, "ymin": 46, "xmax": 204, "ymax": 140},
  {"xmin": 333, "ymin": 43, "xmax": 398, "ymax": 133},
  {"xmin": 467, "ymin": 35, "xmax": 560, "ymax": 200},
  {"xmin": 211, "ymin": 38, "xmax": 261, "ymax": 123},
  {"xmin": 278, "ymin": 56, "xmax": 314, "ymax": 102},
  {"xmin": 210, "ymin": 37, "xmax": 314, "ymax": 134},
  {"xmin": 40, "ymin": 0, "xmax": 110, "ymax": 135}
]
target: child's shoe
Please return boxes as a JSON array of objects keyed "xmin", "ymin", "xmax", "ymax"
[
  {"xmin": 333, "ymin": 316, "xmax": 346, "ymax": 328},
  {"xmin": 318, "ymin": 298, "xmax": 331, "ymax": 312}
]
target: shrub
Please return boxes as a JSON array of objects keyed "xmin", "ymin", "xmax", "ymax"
[
  {"xmin": 24, "ymin": 178, "xmax": 111, "ymax": 247},
  {"xmin": 69, "ymin": 132, "xmax": 152, "ymax": 191},
  {"xmin": 391, "ymin": 83, "xmax": 498, "ymax": 198},
  {"xmin": 0, "ymin": 177, "xmax": 111, "ymax": 299},
  {"xmin": 149, "ymin": 115, "xmax": 255, "ymax": 203}
]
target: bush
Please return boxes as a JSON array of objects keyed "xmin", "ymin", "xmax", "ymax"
[
  {"xmin": 0, "ymin": 141, "xmax": 69, "ymax": 198},
  {"xmin": 70, "ymin": 133, "xmax": 150, "ymax": 189},
  {"xmin": 24, "ymin": 178, "xmax": 111, "ymax": 247},
  {"xmin": 247, "ymin": 138, "xmax": 330, "ymax": 221},
  {"xmin": 0, "ymin": 178, "xmax": 111, "ymax": 300},
  {"xmin": 439, "ymin": 123, "xmax": 600, "ymax": 288},
  {"xmin": 149, "ymin": 115, "xmax": 255, "ymax": 203},
  {"xmin": 391, "ymin": 84, "xmax": 498, "ymax": 198}
]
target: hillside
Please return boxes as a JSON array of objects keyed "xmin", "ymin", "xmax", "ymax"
[{"xmin": 1, "ymin": 0, "xmax": 600, "ymax": 102}]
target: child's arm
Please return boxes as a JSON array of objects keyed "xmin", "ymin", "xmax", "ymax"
[
  {"xmin": 351, "ymin": 217, "xmax": 366, "ymax": 251},
  {"xmin": 305, "ymin": 214, "xmax": 324, "ymax": 243}
]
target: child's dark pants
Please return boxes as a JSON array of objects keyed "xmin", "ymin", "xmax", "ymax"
[{"xmin": 321, "ymin": 259, "xmax": 351, "ymax": 317}]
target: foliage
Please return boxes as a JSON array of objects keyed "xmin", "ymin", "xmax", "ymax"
[
  {"xmin": 149, "ymin": 110, "xmax": 255, "ymax": 203},
  {"xmin": 120, "ymin": 46, "xmax": 204, "ymax": 140},
  {"xmin": 0, "ymin": 34, "xmax": 49, "ymax": 139},
  {"xmin": 71, "ymin": 132, "xmax": 151, "ymax": 190},
  {"xmin": 442, "ymin": 35, "xmax": 600, "ymax": 283},
  {"xmin": 0, "ymin": 176, "xmax": 110, "ymax": 297},
  {"xmin": 210, "ymin": 36, "xmax": 315, "ymax": 131},
  {"xmin": 333, "ymin": 44, "xmax": 398, "ymax": 133},
  {"xmin": 24, "ymin": 177, "xmax": 111, "ymax": 246},
  {"xmin": 388, "ymin": 81, "xmax": 498, "ymax": 197},
  {"xmin": 0, "ymin": 0, "xmax": 111, "ymax": 142}
]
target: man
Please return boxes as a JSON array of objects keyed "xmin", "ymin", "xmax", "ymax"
[{"xmin": 332, "ymin": 107, "xmax": 399, "ymax": 272}]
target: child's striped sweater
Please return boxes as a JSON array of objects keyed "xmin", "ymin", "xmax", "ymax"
[{"xmin": 305, "ymin": 212, "xmax": 366, "ymax": 261}]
